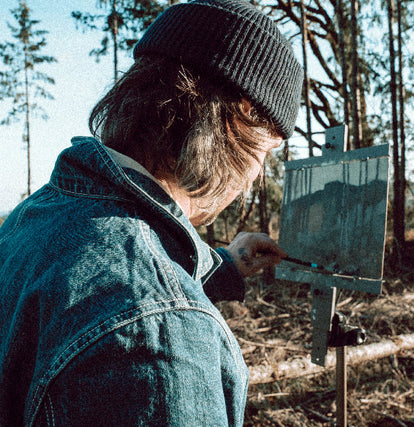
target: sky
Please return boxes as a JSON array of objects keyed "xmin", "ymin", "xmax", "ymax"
[
  {"xmin": 0, "ymin": 0, "xmax": 134, "ymax": 214},
  {"xmin": 1, "ymin": 0, "xmax": 402, "ymax": 215},
  {"xmin": 0, "ymin": 0, "xmax": 325, "ymax": 216}
]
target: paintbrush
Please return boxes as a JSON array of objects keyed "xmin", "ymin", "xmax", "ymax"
[
  {"xmin": 213, "ymin": 239, "xmax": 357, "ymax": 276},
  {"xmin": 282, "ymin": 256, "xmax": 357, "ymax": 276}
]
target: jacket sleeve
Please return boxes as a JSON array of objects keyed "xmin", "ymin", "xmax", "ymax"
[
  {"xmin": 202, "ymin": 247, "xmax": 246, "ymax": 303},
  {"xmin": 34, "ymin": 310, "xmax": 247, "ymax": 426}
]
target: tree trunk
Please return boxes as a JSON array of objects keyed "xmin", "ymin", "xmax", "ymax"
[
  {"xmin": 388, "ymin": 0, "xmax": 404, "ymax": 261},
  {"xmin": 397, "ymin": 0, "xmax": 406, "ymax": 243},
  {"xmin": 24, "ymin": 48, "xmax": 31, "ymax": 197},
  {"xmin": 350, "ymin": 0, "xmax": 362, "ymax": 148},
  {"xmin": 236, "ymin": 186, "xmax": 258, "ymax": 233},
  {"xmin": 300, "ymin": 0, "xmax": 313, "ymax": 156},
  {"xmin": 258, "ymin": 173, "xmax": 268, "ymax": 235},
  {"xmin": 258, "ymin": 172, "xmax": 274, "ymax": 285},
  {"xmin": 206, "ymin": 223, "xmax": 215, "ymax": 247},
  {"xmin": 336, "ymin": 0, "xmax": 350, "ymax": 149},
  {"xmin": 284, "ymin": 140, "xmax": 290, "ymax": 162},
  {"xmin": 112, "ymin": 0, "xmax": 118, "ymax": 82}
]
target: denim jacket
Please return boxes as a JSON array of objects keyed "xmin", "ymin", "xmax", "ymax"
[{"xmin": 0, "ymin": 137, "xmax": 249, "ymax": 426}]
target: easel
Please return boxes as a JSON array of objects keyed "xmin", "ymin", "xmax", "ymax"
[{"xmin": 275, "ymin": 125, "xmax": 390, "ymax": 426}]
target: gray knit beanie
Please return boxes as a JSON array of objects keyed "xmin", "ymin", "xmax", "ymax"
[{"xmin": 133, "ymin": 0, "xmax": 303, "ymax": 139}]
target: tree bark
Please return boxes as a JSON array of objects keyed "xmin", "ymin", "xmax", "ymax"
[
  {"xmin": 24, "ymin": 46, "xmax": 31, "ymax": 197},
  {"xmin": 206, "ymin": 223, "xmax": 215, "ymax": 248},
  {"xmin": 236, "ymin": 186, "xmax": 258, "ymax": 233},
  {"xmin": 397, "ymin": 0, "xmax": 406, "ymax": 244},
  {"xmin": 258, "ymin": 173, "xmax": 268, "ymax": 235},
  {"xmin": 111, "ymin": 0, "xmax": 118, "ymax": 82},
  {"xmin": 258, "ymin": 172, "xmax": 275, "ymax": 285},
  {"xmin": 350, "ymin": 0, "xmax": 362, "ymax": 148},
  {"xmin": 300, "ymin": 0, "xmax": 313, "ymax": 156},
  {"xmin": 388, "ymin": 0, "xmax": 405, "ymax": 260},
  {"xmin": 336, "ymin": 0, "xmax": 350, "ymax": 149}
]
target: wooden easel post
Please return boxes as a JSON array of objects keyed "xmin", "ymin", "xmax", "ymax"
[
  {"xmin": 336, "ymin": 346, "xmax": 347, "ymax": 427},
  {"xmin": 329, "ymin": 311, "xmax": 367, "ymax": 425}
]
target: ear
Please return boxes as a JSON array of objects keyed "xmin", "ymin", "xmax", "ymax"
[{"xmin": 241, "ymin": 98, "xmax": 252, "ymax": 115}]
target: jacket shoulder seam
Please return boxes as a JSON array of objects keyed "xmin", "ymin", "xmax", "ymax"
[
  {"xmin": 139, "ymin": 221, "xmax": 187, "ymax": 300},
  {"xmin": 47, "ymin": 182, "xmax": 133, "ymax": 203}
]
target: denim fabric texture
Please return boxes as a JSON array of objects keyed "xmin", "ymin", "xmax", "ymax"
[{"xmin": 0, "ymin": 137, "xmax": 248, "ymax": 426}]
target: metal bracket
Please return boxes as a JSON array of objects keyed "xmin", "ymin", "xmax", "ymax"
[
  {"xmin": 311, "ymin": 284, "xmax": 337, "ymax": 366},
  {"xmin": 321, "ymin": 125, "xmax": 348, "ymax": 157},
  {"xmin": 328, "ymin": 312, "xmax": 366, "ymax": 348}
]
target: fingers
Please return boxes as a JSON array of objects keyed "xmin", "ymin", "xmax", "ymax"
[
  {"xmin": 250, "ymin": 252, "xmax": 283, "ymax": 271},
  {"xmin": 254, "ymin": 235, "xmax": 288, "ymax": 258},
  {"xmin": 225, "ymin": 232, "xmax": 287, "ymax": 278}
]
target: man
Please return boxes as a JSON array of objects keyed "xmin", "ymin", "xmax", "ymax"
[{"xmin": 0, "ymin": 0, "xmax": 303, "ymax": 425}]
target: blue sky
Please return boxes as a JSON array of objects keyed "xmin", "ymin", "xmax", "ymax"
[
  {"xmin": 2, "ymin": 0, "xmax": 401, "ymax": 215},
  {"xmin": 0, "ymin": 0, "xmax": 317, "ymax": 215},
  {"xmin": 0, "ymin": 0, "xmax": 134, "ymax": 213}
]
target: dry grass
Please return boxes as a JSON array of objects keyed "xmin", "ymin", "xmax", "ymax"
[{"xmin": 218, "ymin": 247, "xmax": 414, "ymax": 426}]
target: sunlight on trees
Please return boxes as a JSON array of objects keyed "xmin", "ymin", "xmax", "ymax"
[
  {"xmin": 1, "ymin": 0, "xmax": 413, "ymax": 254},
  {"xmin": 0, "ymin": 0, "xmax": 56, "ymax": 197}
]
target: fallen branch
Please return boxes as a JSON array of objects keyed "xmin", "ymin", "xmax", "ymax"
[{"xmin": 249, "ymin": 333, "xmax": 414, "ymax": 384}]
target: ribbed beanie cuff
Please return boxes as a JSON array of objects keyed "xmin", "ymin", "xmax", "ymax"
[{"xmin": 133, "ymin": 0, "xmax": 303, "ymax": 139}]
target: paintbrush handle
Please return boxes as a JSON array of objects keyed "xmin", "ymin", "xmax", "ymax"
[{"xmin": 283, "ymin": 256, "xmax": 324, "ymax": 270}]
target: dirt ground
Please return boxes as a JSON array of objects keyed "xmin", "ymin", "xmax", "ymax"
[{"xmin": 217, "ymin": 243, "xmax": 414, "ymax": 426}]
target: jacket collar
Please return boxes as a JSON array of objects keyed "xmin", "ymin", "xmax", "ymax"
[{"xmin": 49, "ymin": 136, "xmax": 221, "ymax": 282}]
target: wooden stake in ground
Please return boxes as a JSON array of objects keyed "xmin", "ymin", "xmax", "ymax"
[{"xmin": 336, "ymin": 346, "xmax": 347, "ymax": 427}]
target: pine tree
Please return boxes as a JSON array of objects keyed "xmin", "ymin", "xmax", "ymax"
[
  {"xmin": 72, "ymin": 0, "xmax": 166, "ymax": 82},
  {"xmin": 263, "ymin": 0, "xmax": 375, "ymax": 148},
  {"xmin": 0, "ymin": 0, "xmax": 56, "ymax": 197}
]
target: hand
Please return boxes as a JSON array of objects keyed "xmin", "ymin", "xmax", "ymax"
[{"xmin": 225, "ymin": 232, "xmax": 287, "ymax": 278}]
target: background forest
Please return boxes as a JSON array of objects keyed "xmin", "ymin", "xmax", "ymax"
[
  {"xmin": 1, "ymin": 0, "xmax": 413, "ymax": 260},
  {"xmin": 0, "ymin": 0, "xmax": 413, "ymax": 425}
]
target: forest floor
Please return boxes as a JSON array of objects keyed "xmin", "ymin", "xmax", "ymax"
[{"xmin": 217, "ymin": 240, "xmax": 414, "ymax": 426}]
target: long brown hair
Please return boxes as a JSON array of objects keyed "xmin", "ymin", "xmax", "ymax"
[{"xmin": 89, "ymin": 54, "xmax": 280, "ymax": 203}]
